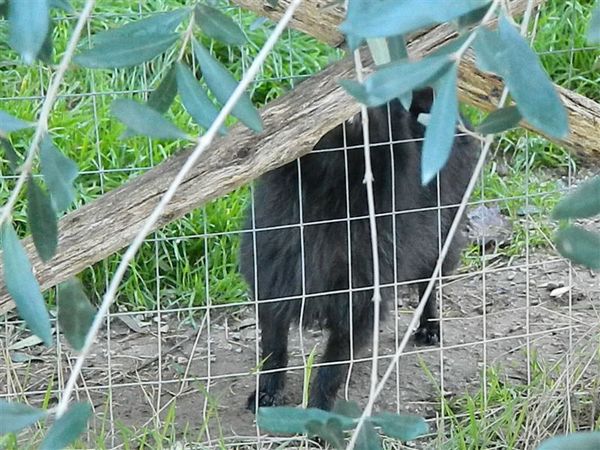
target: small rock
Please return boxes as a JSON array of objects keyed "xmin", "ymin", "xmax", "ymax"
[{"xmin": 550, "ymin": 285, "xmax": 571, "ymax": 298}]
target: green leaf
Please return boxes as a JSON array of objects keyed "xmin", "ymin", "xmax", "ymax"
[
  {"xmin": 194, "ymin": 4, "xmax": 247, "ymax": 46},
  {"xmin": 36, "ymin": 19, "xmax": 54, "ymax": 64},
  {"xmin": 148, "ymin": 65, "xmax": 178, "ymax": 114},
  {"xmin": 121, "ymin": 66, "xmax": 179, "ymax": 139},
  {"xmin": 553, "ymin": 176, "xmax": 600, "ymax": 220},
  {"xmin": 2, "ymin": 222, "xmax": 53, "ymax": 346},
  {"xmin": 90, "ymin": 9, "xmax": 189, "ymax": 45},
  {"xmin": 8, "ymin": 0, "xmax": 49, "ymax": 64},
  {"xmin": 555, "ymin": 226, "xmax": 600, "ymax": 270},
  {"xmin": 386, "ymin": 35, "xmax": 412, "ymax": 110},
  {"xmin": 421, "ymin": 65, "xmax": 458, "ymax": 185},
  {"xmin": 537, "ymin": 432, "xmax": 600, "ymax": 450},
  {"xmin": 341, "ymin": 0, "xmax": 491, "ymax": 40},
  {"xmin": 40, "ymin": 136, "xmax": 78, "ymax": 212},
  {"xmin": 175, "ymin": 62, "xmax": 226, "ymax": 134},
  {"xmin": 339, "ymin": 54, "xmax": 452, "ymax": 107},
  {"xmin": 27, "ymin": 177, "xmax": 58, "ymax": 262},
  {"xmin": 356, "ymin": 421, "xmax": 382, "ymax": 450},
  {"xmin": 1, "ymin": 137, "xmax": 20, "ymax": 171},
  {"xmin": 57, "ymin": 278, "xmax": 96, "ymax": 351},
  {"xmin": 0, "ymin": 400, "xmax": 47, "ymax": 434},
  {"xmin": 112, "ymin": 99, "xmax": 188, "ymax": 140},
  {"xmin": 305, "ymin": 418, "xmax": 346, "ymax": 449},
  {"xmin": 257, "ymin": 407, "xmax": 356, "ymax": 434},
  {"xmin": 50, "ymin": 0, "xmax": 73, "ymax": 13},
  {"xmin": 40, "ymin": 402, "xmax": 92, "ymax": 450},
  {"xmin": 75, "ymin": 32, "xmax": 179, "ymax": 69},
  {"xmin": 0, "ymin": 110, "xmax": 34, "ymax": 134},
  {"xmin": 588, "ymin": 4, "xmax": 600, "ymax": 43},
  {"xmin": 476, "ymin": 105, "xmax": 522, "ymax": 134},
  {"xmin": 497, "ymin": 15, "xmax": 569, "ymax": 139},
  {"xmin": 473, "ymin": 27, "xmax": 505, "ymax": 74},
  {"xmin": 386, "ymin": 35, "xmax": 408, "ymax": 61},
  {"xmin": 192, "ymin": 39, "xmax": 263, "ymax": 132},
  {"xmin": 370, "ymin": 412, "xmax": 429, "ymax": 441},
  {"xmin": 367, "ymin": 38, "xmax": 392, "ymax": 66},
  {"xmin": 456, "ymin": 4, "xmax": 489, "ymax": 29},
  {"xmin": 333, "ymin": 399, "xmax": 361, "ymax": 418}
]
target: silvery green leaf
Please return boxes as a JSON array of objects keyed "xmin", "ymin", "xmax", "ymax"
[
  {"xmin": 587, "ymin": 4, "xmax": 600, "ymax": 43},
  {"xmin": 0, "ymin": 110, "xmax": 34, "ymax": 134},
  {"xmin": 75, "ymin": 33, "xmax": 179, "ymax": 69},
  {"xmin": 555, "ymin": 226, "xmax": 600, "ymax": 270},
  {"xmin": 2, "ymin": 222, "xmax": 53, "ymax": 346},
  {"xmin": 40, "ymin": 403, "xmax": 92, "ymax": 450},
  {"xmin": 148, "ymin": 65, "xmax": 178, "ymax": 114},
  {"xmin": 192, "ymin": 39, "xmax": 263, "ymax": 132},
  {"xmin": 497, "ymin": 15, "xmax": 569, "ymax": 139},
  {"xmin": 90, "ymin": 9, "xmax": 189, "ymax": 45},
  {"xmin": 340, "ymin": 54, "xmax": 452, "ymax": 107},
  {"xmin": 27, "ymin": 176, "xmax": 58, "ymax": 262},
  {"xmin": 57, "ymin": 278, "xmax": 96, "ymax": 351},
  {"xmin": 194, "ymin": 4, "xmax": 247, "ymax": 46},
  {"xmin": 40, "ymin": 137, "xmax": 78, "ymax": 212},
  {"xmin": 476, "ymin": 105, "xmax": 522, "ymax": 134},
  {"xmin": 8, "ymin": 0, "xmax": 49, "ymax": 64},
  {"xmin": 421, "ymin": 65, "xmax": 458, "ymax": 185},
  {"xmin": 341, "ymin": 0, "xmax": 491, "ymax": 39},
  {"xmin": 0, "ymin": 400, "xmax": 47, "ymax": 434},
  {"xmin": 175, "ymin": 62, "xmax": 226, "ymax": 134},
  {"xmin": 111, "ymin": 99, "xmax": 188, "ymax": 140}
]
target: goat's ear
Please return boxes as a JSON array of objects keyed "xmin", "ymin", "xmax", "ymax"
[{"xmin": 409, "ymin": 88, "xmax": 434, "ymax": 115}]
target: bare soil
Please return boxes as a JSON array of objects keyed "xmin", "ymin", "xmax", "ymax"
[{"xmin": 2, "ymin": 249, "xmax": 598, "ymax": 448}]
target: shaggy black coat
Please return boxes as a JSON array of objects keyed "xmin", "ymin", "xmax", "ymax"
[{"xmin": 240, "ymin": 89, "xmax": 479, "ymax": 411}]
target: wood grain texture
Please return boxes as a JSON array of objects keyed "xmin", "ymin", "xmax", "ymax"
[{"xmin": 1, "ymin": 0, "xmax": 599, "ymax": 315}]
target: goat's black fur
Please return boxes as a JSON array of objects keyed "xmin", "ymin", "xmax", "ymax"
[{"xmin": 240, "ymin": 89, "xmax": 479, "ymax": 411}]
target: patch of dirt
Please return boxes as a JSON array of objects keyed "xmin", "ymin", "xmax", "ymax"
[{"xmin": 1, "ymin": 251, "xmax": 599, "ymax": 447}]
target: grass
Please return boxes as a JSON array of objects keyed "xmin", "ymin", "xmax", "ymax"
[
  {"xmin": 0, "ymin": 0, "xmax": 596, "ymax": 311},
  {"xmin": 0, "ymin": 0, "xmax": 341, "ymax": 311},
  {"xmin": 0, "ymin": 0, "xmax": 599, "ymax": 448},
  {"xmin": 461, "ymin": 0, "xmax": 599, "ymax": 269},
  {"xmin": 437, "ymin": 337, "xmax": 600, "ymax": 450}
]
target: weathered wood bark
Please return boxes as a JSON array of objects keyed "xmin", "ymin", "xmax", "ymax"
[
  {"xmin": 231, "ymin": 0, "xmax": 600, "ymax": 156},
  {"xmin": 233, "ymin": 0, "xmax": 347, "ymax": 47},
  {"xmin": 232, "ymin": 0, "xmax": 539, "ymax": 48},
  {"xmin": 1, "ymin": 0, "xmax": 599, "ymax": 315}
]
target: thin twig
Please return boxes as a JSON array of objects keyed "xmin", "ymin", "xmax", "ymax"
[
  {"xmin": 54, "ymin": 0, "xmax": 305, "ymax": 418},
  {"xmin": 0, "ymin": 0, "xmax": 97, "ymax": 228},
  {"xmin": 351, "ymin": 50, "xmax": 382, "ymax": 411}
]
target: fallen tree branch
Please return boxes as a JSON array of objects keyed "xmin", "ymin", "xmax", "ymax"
[{"xmin": 1, "ymin": 0, "xmax": 599, "ymax": 315}]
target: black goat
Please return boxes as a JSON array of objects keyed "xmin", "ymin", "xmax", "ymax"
[{"xmin": 240, "ymin": 89, "xmax": 479, "ymax": 411}]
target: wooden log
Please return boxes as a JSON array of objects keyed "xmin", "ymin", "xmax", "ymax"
[
  {"xmin": 232, "ymin": 0, "xmax": 600, "ymax": 157},
  {"xmin": 232, "ymin": 0, "xmax": 537, "ymax": 48},
  {"xmin": 1, "ymin": 0, "xmax": 599, "ymax": 315}
]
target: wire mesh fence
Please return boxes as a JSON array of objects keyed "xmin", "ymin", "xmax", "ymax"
[{"xmin": 0, "ymin": 1, "xmax": 599, "ymax": 448}]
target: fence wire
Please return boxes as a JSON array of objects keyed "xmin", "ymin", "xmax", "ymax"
[{"xmin": 0, "ymin": 1, "xmax": 599, "ymax": 449}]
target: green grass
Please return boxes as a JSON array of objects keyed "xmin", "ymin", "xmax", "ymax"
[
  {"xmin": 0, "ymin": 1, "xmax": 341, "ymax": 311},
  {"xmin": 437, "ymin": 344, "xmax": 600, "ymax": 450},
  {"xmin": 461, "ymin": 0, "xmax": 599, "ymax": 269},
  {"xmin": 0, "ymin": 2, "xmax": 598, "ymax": 445},
  {"xmin": 1, "ymin": 1, "xmax": 597, "ymax": 311}
]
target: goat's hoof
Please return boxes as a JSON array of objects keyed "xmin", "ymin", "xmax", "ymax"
[
  {"xmin": 246, "ymin": 390, "xmax": 285, "ymax": 412},
  {"xmin": 414, "ymin": 322, "xmax": 439, "ymax": 346}
]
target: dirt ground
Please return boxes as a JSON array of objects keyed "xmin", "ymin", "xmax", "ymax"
[{"xmin": 2, "ymin": 245, "xmax": 599, "ymax": 448}]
